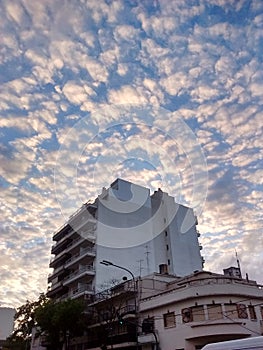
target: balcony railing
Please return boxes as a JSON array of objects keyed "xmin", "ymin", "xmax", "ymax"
[
  {"xmin": 63, "ymin": 265, "xmax": 95, "ymax": 285},
  {"xmin": 48, "ymin": 280, "xmax": 63, "ymax": 292},
  {"xmin": 70, "ymin": 285, "xmax": 93, "ymax": 298},
  {"xmin": 64, "ymin": 247, "xmax": 96, "ymax": 267},
  {"xmin": 50, "ymin": 235, "xmax": 95, "ymax": 266}
]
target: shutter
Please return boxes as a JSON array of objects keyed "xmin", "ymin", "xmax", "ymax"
[
  {"xmin": 182, "ymin": 308, "xmax": 193, "ymax": 323},
  {"xmin": 237, "ymin": 304, "xmax": 248, "ymax": 319}
]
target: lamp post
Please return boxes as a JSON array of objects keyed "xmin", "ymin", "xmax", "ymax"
[{"xmin": 100, "ymin": 260, "xmax": 138, "ymax": 350}]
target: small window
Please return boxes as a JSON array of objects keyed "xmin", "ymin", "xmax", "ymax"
[
  {"xmin": 163, "ymin": 312, "xmax": 176, "ymax": 328},
  {"xmin": 248, "ymin": 305, "xmax": 257, "ymax": 320},
  {"xmin": 192, "ymin": 306, "xmax": 205, "ymax": 322},
  {"xmin": 182, "ymin": 308, "xmax": 193, "ymax": 323},
  {"xmin": 142, "ymin": 317, "xmax": 154, "ymax": 333},
  {"xmin": 165, "ymin": 231, "xmax": 168, "ymax": 236},
  {"xmin": 237, "ymin": 304, "xmax": 248, "ymax": 319},
  {"xmin": 164, "ymin": 218, "xmax": 166, "ymax": 223},
  {"xmin": 207, "ymin": 304, "xmax": 223, "ymax": 320},
  {"xmin": 166, "ymin": 244, "xmax": 169, "ymax": 250},
  {"xmin": 224, "ymin": 304, "xmax": 239, "ymax": 319},
  {"xmin": 168, "ymin": 259, "xmax": 170, "ymax": 265},
  {"xmin": 261, "ymin": 306, "xmax": 263, "ymax": 319}
]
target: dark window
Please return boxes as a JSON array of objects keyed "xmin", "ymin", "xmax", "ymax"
[
  {"xmin": 182, "ymin": 308, "xmax": 193, "ymax": 323},
  {"xmin": 142, "ymin": 317, "xmax": 154, "ymax": 333},
  {"xmin": 248, "ymin": 305, "xmax": 257, "ymax": 320}
]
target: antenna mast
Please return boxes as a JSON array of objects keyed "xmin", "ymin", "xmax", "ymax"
[{"xmin": 235, "ymin": 250, "xmax": 242, "ymax": 278}]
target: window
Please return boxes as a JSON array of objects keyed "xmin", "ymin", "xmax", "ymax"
[
  {"xmin": 207, "ymin": 304, "xmax": 223, "ymax": 320},
  {"xmin": 168, "ymin": 259, "xmax": 170, "ymax": 265},
  {"xmin": 192, "ymin": 306, "xmax": 205, "ymax": 322},
  {"xmin": 224, "ymin": 304, "xmax": 239, "ymax": 319},
  {"xmin": 182, "ymin": 308, "xmax": 193, "ymax": 323},
  {"xmin": 142, "ymin": 317, "xmax": 154, "ymax": 333},
  {"xmin": 166, "ymin": 244, "xmax": 169, "ymax": 250},
  {"xmin": 163, "ymin": 312, "xmax": 176, "ymax": 328},
  {"xmin": 248, "ymin": 305, "xmax": 257, "ymax": 320},
  {"xmin": 237, "ymin": 304, "xmax": 248, "ymax": 319},
  {"xmin": 261, "ymin": 306, "xmax": 263, "ymax": 319}
]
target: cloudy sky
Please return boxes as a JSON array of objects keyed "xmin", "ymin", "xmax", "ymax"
[{"xmin": 0, "ymin": 0, "xmax": 262, "ymax": 307}]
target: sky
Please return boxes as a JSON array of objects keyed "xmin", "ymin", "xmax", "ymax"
[{"xmin": 0, "ymin": 0, "xmax": 262, "ymax": 308}]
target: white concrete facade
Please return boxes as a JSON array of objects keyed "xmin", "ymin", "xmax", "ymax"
[
  {"xmin": 48, "ymin": 178, "xmax": 203, "ymax": 298},
  {"xmin": 138, "ymin": 271, "xmax": 263, "ymax": 350},
  {"xmin": 95, "ymin": 179, "xmax": 203, "ymax": 288}
]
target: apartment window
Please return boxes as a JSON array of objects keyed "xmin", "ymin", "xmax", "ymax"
[
  {"xmin": 237, "ymin": 304, "xmax": 248, "ymax": 319},
  {"xmin": 224, "ymin": 304, "xmax": 239, "ymax": 319},
  {"xmin": 192, "ymin": 306, "xmax": 205, "ymax": 322},
  {"xmin": 168, "ymin": 259, "xmax": 170, "ymax": 265},
  {"xmin": 182, "ymin": 308, "xmax": 193, "ymax": 323},
  {"xmin": 261, "ymin": 306, "xmax": 263, "ymax": 319},
  {"xmin": 248, "ymin": 305, "xmax": 257, "ymax": 320},
  {"xmin": 163, "ymin": 311, "xmax": 176, "ymax": 328},
  {"xmin": 142, "ymin": 317, "xmax": 154, "ymax": 333},
  {"xmin": 207, "ymin": 304, "xmax": 223, "ymax": 320},
  {"xmin": 166, "ymin": 244, "xmax": 169, "ymax": 250}
]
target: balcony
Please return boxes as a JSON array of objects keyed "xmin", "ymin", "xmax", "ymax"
[
  {"xmin": 48, "ymin": 264, "xmax": 65, "ymax": 282},
  {"xmin": 138, "ymin": 331, "xmax": 159, "ymax": 345},
  {"xmin": 51, "ymin": 229, "xmax": 75, "ymax": 253},
  {"xmin": 70, "ymin": 285, "xmax": 93, "ymax": 299},
  {"xmin": 49, "ymin": 251, "xmax": 70, "ymax": 268},
  {"xmin": 63, "ymin": 265, "xmax": 95, "ymax": 285},
  {"xmin": 47, "ymin": 281, "xmax": 66, "ymax": 298},
  {"xmin": 50, "ymin": 235, "xmax": 94, "ymax": 268},
  {"xmin": 64, "ymin": 247, "xmax": 96, "ymax": 268},
  {"xmin": 119, "ymin": 304, "xmax": 136, "ymax": 316}
]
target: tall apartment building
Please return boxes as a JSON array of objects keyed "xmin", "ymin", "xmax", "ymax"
[{"xmin": 47, "ymin": 178, "xmax": 204, "ymax": 300}]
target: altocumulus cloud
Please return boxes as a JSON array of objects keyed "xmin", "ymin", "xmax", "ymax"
[{"xmin": 0, "ymin": 0, "xmax": 262, "ymax": 306}]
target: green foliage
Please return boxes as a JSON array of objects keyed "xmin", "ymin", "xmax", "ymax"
[
  {"xmin": 3, "ymin": 293, "xmax": 48, "ymax": 350},
  {"xmin": 3, "ymin": 295, "xmax": 86, "ymax": 350},
  {"xmin": 35, "ymin": 298, "xmax": 86, "ymax": 350}
]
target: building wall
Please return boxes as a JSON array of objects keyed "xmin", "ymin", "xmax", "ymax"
[
  {"xmin": 95, "ymin": 179, "xmax": 155, "ymax": 289},
  {"xmin": 0, "ymin": 307, "xmax": 15, "ymax": 341},
  {"xmin": 95, "ymin": 179, "xmax": 203, "ymax": 289},
  {"xmin": 139, "ymin": 272, "xmax": 263, "ymax": 350},
  {"xmin": 152, "ymin": 190, "xmax": 203, "ymax": 276}
]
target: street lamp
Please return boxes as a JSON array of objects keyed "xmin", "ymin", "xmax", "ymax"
[
  {"xmin": 100, "ymin": 260, "xmax": 138, "ymax": 349},
  {"xmin": 100, "ymin": 260, "xmax": 136, "ymax": 282}
]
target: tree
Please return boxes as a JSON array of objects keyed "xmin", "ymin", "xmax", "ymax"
[
  {"xmin": 35, "ymin": 298, "xmax": 86, "ymax": 350},
  {"xmin": 3, "ymin": 293, "xmax": 48, "ymax": 350}
]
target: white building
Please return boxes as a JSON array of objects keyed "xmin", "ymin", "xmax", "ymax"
[
  {"xmin": 0, "ymin": 307, "xmax": 15, "ymax": 346},
  {"xmin": 65, "ymin": 269, "xmax": 263, "ymax": 350},
  {"xmin": 47, "ymin": 178, "xmax": 203, "ymax": 300},
  {"xmin": 138, "ymin": 271, "xmax": 263, "ymax": 350}
]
